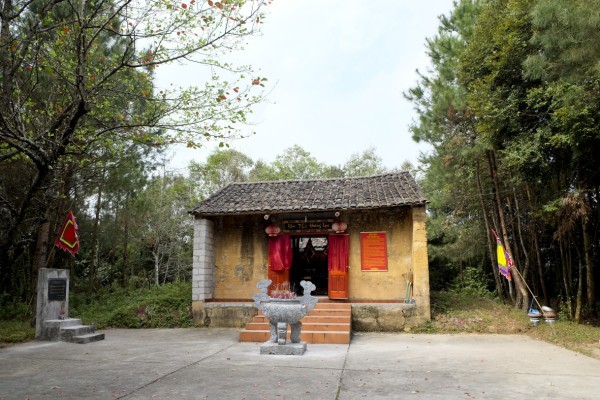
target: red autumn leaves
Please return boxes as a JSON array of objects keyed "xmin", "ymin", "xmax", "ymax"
[
  {"xmin": 183, "ymin": 0, "xmax": 223, "ymax": 10},
  {"xmin": 208, "ymin": 0, "xmax": 224, "ymax": 9},
  {"xmin": 216, "ymin": 77, "xmax": 264, "ymax": 102}
]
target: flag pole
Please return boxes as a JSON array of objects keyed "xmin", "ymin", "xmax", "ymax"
[
  {"xmin": 508, "ymin": 263, "xmax": 545, "ymax": 312},
  {"xmin": 491, "ymin": 228, "xmax": 545, "ymax": 313},
  {"xmin": 45, "ymin": 246, "xmax": 56, "ymax": 268}
]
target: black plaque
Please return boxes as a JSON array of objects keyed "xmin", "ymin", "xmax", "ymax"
[{"xmin": 48, "ymin": 278, "xmax": 67, "ymax": 301}]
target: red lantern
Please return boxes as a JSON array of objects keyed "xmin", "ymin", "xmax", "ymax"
[
  {"xmin": 332, "ymin": 221, "xmax": 347, "ymax": 233},
  {"xmin": 265, "ymin": 224, "xmax": 281, "ymax": 236}
]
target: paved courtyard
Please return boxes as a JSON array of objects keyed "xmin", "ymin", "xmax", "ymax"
[{"xmin": 1, "ymin": 328, "xmax": 599, "ymax": 399}]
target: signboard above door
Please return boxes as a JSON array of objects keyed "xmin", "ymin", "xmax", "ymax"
[{"xmin": 282, "ymin": 219, "xmax": 334, "ymax": 233}]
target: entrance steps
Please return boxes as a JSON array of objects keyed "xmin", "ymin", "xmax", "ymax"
[
  {"xmin": 42, "ymin": 318, "xmax": 105, "ymax": 344},
  {"xmin": 239, "ymin": 302, "xmax": 351, "ymax": 344}
]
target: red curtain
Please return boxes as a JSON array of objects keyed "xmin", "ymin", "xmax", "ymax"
[
  {"xmin": 269, "ymin": 234, "xmax": 292, "ymax": 271},
  {"xmin": 328, "ymin": 234, "xmax": 349, "ymax": 272}
]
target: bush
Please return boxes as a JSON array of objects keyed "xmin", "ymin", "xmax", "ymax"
[
  {"xmin": 450, "ymin": 266, "xmax": 494, "ymax": 297},
  {"xmin": 70, "ymin": 281, "xmax": 193, "ymax": 329}
]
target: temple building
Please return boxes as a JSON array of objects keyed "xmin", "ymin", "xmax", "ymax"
[{"xmin": 190, "ymin": 172, "xmax": 430, "ymax": 339}]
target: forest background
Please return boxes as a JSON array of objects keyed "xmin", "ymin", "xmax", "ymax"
[{"xmin": 1, "ymin": 0, "xmax": 598, "ymax": 328}]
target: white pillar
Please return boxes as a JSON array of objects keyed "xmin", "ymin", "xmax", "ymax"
[{"xmin": 192, "ymin": 217, "xmax": 214, "ymax": 301}]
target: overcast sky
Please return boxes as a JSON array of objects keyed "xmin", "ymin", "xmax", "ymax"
[{"xmin": 162, "ymin": 0, "xmax": 456, "ymax": 173}]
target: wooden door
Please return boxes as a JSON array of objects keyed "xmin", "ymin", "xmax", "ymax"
[
  {"xmin": 328, "ymin": 234, "xmax": 349, "ymax": 299},
  {"xmin": 267, "ymin": 268, "xmax": 290, "ymax": 294}
]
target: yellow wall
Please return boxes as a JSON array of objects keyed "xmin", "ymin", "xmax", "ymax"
[
  {"xmin": 213, "ymin": 216, "xmax": 269, "ymax": 299},
  {"xmin": 211, "ymin": 207, "xmax": 429, "ymax": 316},
  {"xmin": 346, "ymin": 209, "xmax": 414, "ymax": 300}
]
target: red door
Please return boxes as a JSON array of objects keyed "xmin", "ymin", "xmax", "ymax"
[
  {"xmin": 267, "ymin": 235, "xmax": 291, "ymax": 295},
  {"xmin": 267, "ymin": 269, "xmax": 290, "ymax": 294},
  {"xmin": 328, "ymin": 234, "xmax": 349, "ymax": 299}
]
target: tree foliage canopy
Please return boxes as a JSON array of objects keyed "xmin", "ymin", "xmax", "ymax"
[
  {"xmin": 0, "ymin": 0, "xmax": 270, "ymax": 295},
  {"xmin": 407, "ymin": 0, "xmax": 600, "ymax": 320}
]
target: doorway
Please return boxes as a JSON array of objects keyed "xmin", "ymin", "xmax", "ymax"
[{"xmin": 290, "ymin": 236, "xmax": 328, "ymax": 296}]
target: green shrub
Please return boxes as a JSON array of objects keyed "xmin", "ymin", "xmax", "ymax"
[
  {"xmin": 70, "ymin": 281, "xmax": 193, "ymax": 329},
  {"xmin": 0, "ymin": 320, "xmax": 35, "ymax": 343},
  {"xmin": 450, "ymin": 267, "xmax": 494, "ymax": 297}
]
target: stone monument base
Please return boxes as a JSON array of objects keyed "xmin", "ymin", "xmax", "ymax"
[{"xmin": 260, "ymin": 341, "xmax": 307, "ymax": 355}]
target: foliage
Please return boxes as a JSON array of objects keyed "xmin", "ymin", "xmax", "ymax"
[
  {"xmin": 0, "ymin": 321, "xmax": 35, "ymax": 345},
  {"xmin": 131, "ymin": 172, "xmax": 197, "ymax": 286},
  {"xmin": 406, "ymin": 0, "xmax": 600, "ymax": 319},
  {"xmin": 450, "ymin": 266, "xmax": 495, "ymax": 297},
  {"xmin": 0, "ymin": 0, "xmax": 271, "ymax": 298},
  {"xmin": 189, "ymin": 148, "xmax": 254, "ymax": 198},
  {"xmin": 190, "ymin": 145, "xmax": 392, "ymax": 195},
  {"xmin": 70, "ymin": 281, "xmax": 193, "ymax": 329}
]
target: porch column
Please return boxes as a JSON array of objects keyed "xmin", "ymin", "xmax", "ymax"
[
  {"xmin": 411, "ymin": 206, "xmax": 431, "ymax": 321},
  {"xmin": 192, "ymin": 217, "xmax": 214, "ymax": 324}
]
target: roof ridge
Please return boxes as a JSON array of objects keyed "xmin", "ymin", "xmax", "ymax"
[
  {"xmin": 190, "ymin": 171, "xmax": 426, "ymax": 216},
  {"xmin": 222, "ymin": 171, "xmax": 410, "ymax": 186}
]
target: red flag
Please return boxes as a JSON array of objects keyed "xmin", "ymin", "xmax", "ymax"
[{"xmin": 55, "ymin": 211, "xmax": 79, "ymax": 255}]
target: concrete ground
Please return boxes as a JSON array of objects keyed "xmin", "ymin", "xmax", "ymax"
[{"xmin": 1, "ymin": 328, "xmax": 599, "ymax": 399}]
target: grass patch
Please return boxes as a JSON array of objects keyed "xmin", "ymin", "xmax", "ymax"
[
  {"xmin": 0, "ymin": 281, "xmax": 194, "ymax": 346},
  {"xmin": 412, "ymin": 291, "xmax": 531, "ymax": 334},
  {"xmin": 527, "ymin": 321, "xmax": 600, "ymax": 358},
  {"xmin": 413, "ymin": 291, "xmax": 600, "ymax": 359},
  {"xmin": 0, "ymin": 320, "xmax": 35, "ymax": 346}
]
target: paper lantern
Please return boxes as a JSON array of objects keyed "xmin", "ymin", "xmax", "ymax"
[
  {"xmin": 265, "ymin": 224, "xmax": 281, "ymax": 236},
  {"xmin": 332, "ymin": 221, "xmax": 347, "ymax": 233}
]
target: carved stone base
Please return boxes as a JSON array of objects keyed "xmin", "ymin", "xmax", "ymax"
[{"xmin": 260, "ymin": 341, "xmax": 307, "ymax": 355}]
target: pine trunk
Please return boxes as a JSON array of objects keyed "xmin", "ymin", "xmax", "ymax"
[
  {"xmin": 88, "ymin": 171, "xmax": 104, "ymax": 294},
  {"xmin": 487, "ymin": 150, "xmax": 529, "ymax": 310},
  {"xmin": 476, "ymin": 165, "xmax": 504, "ymax": 298},
  {"xmin": 582, "ymin": 210, "xmax": 595, "ymax": 316}
]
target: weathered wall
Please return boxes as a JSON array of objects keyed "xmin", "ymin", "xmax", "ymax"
[
  {"xmin": 192, "ymin": 302, "xmax": 422, "ymax": 331},
  {"xmin": 345, "ymin": 209, "xmax": 413, "ymax": 300},
  {"xmin": 212, "ymin": 215, "xmax": 269, "ymax": 299},
  {"xmin": 192, "ymin": 302, "xmax": 258, "ymax": 328},
  {"xmin": 411, "ymin": 206, "xmax": 430, "ymax": 321},
  {"xmin": 351, "ymin": 304, "xmax": 420, "ymax": 331}
]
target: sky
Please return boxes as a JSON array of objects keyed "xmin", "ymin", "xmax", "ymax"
[{"xmin": 161, "ymin": 0, "xmax": 456, "ymax": 173}]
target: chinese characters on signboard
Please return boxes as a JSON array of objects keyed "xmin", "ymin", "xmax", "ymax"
[
  {"xmin": 282, "ymin": 219, "xmax": 333, "ymax": 233},
  {"xmin": 360, "ymin": 232, "xmax": 388, "ymax": 271}
]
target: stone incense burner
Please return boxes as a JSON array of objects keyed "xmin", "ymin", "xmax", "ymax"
[{"xmin": 252, "ymin": 280, "xmax": 318, "ymax": 345}]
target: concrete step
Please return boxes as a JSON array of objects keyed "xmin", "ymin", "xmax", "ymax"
[
  {"xmin": 312, "ymin": 302, "xmax": 351, "ymax": 310},
  {"xmin": 242, "ymin": 301, "xmax": 352, "ymax": 344},
  {"xmin": 252, "ymin": 314, "xmax": 351, "ymax": 324},
  {"xmin": 43, "ymin": 318, "xmax": 83, "ymax": 329},
  {"xmin": 40, "ymin": 319, "xmax": 84, "ymax": 341},
  {"xmin": 258, "ymin": 308, "xmax": 351, "ymax": 317},
  {"xmin": 245, "ymin": 321, "xmax": 350, "ymax": 332},
  {"xmin": 72, "ymin": 333, "xmax": 105, "ymax": 344},
  {"xmin": 59, "ymin": 325, "xmax": 96, "ymax": 342},
  {"xmin": 239, "ymin": 329, "xmax": 350, "ymax": 344}
]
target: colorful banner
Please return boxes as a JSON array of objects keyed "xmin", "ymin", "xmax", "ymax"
[
  {"xmin": 360, "ymin": 232, "xmax": 388, "ymax": 271},
  {"xmin": 492, "ymin": 229, "xmax": 512, "ymax": 281},
  {"xmin": 55, "ymin": 211, "xmax": 79, "ymax": 256}
]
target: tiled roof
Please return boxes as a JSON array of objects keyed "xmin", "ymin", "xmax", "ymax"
[{"xmin": 190, "ymin": 172, "xmax": 427, "ymax": 216}]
